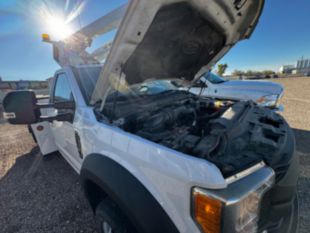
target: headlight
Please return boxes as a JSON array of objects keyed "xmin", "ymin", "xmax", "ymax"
[
  {"xmin": 192, "ymin": 166, "xmax": 275, "ymax": 233},
  {"xmin": 236, "ymin": 181, "xmax": 273, "ymax": 233},
  {"xmin": 256, "ymin": 94, "xmax": 279, "ymax": 107}
]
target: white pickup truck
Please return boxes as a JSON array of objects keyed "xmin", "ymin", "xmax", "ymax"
[
  {"xmin": 3, "ymin": 1, "xmax": 298, "ymax": 233},
  {"xmin": 190, "ymin": 72, "xmax": 284, "ymax": 110}
]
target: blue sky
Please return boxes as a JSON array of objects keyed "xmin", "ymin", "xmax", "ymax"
[{"xmin": 0, "ymin": 0, "xmax": 309, "ymax": 80}]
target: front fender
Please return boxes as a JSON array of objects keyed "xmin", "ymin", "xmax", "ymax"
[{"xmin": 80, "ymin": 153, "xmax": 179, "ymax": 233}]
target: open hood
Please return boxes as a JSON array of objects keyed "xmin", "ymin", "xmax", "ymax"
[{"xmin": 91, "ymin": 0, "xmax": 265, "ymax": 104}]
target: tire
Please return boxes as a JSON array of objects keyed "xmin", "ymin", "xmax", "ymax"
[{"xmin": 95, "ymin": 198, "xmax": 135, "ymax": 233}]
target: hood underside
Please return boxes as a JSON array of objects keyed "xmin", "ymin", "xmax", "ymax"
[
  {"xmin": 91, "ymin": 0, "xmax": 265, "ymax": 104},
  {"xmin": 123, "ymin": 3, "xmax": 226, "ymax": 84}
]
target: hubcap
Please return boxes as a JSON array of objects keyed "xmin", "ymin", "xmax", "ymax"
[{"xmin": 102, "ymin": 221, "xmax": 113, "ymax": 233}]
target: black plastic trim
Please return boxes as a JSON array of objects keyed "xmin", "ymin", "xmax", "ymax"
[
  {"xmin": 80, "ymin": 154, "xmax": 180, "ymax": 233},
  {"xmin": 75, "ymin": 131, "xmax": 83, "ymax": 159}
]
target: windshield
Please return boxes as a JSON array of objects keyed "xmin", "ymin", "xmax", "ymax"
[
  {"xmin": 204, "ymin": 72, "xmax": 227, "ymax": 84},
  {"xmin": 73, "ymin": 66, "xmax": 102, "ymax": 104},
  {"xmin": 74, "ymin": 65, "xmax": 178, "ymax": 105},
  {"xmin": 130, "ymin": 80, "xmax": 177, "ymax": 95},
  {"xmin": 104, "ymin": 79, "xmax": 178, "ymax": 102}
]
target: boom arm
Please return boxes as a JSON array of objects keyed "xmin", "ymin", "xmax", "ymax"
[
  {"xmin": 74, "ymin": 4, "xmax": 127, "ymax": 41},
  {"xmin": 44, "ymin": 4, "xmax": 128, "ymax": 67}
]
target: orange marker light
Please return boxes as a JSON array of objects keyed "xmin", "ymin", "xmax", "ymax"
[
  {"xmin": 42, "ymin": 33, "xmax": 51, "ymax": 42},
  {"xmin": 193, "ymin": 191, "xmax": 222, "ymax": 233},
  {"xmin": 256, "ymin": 96, "xmax": 265, "ymax": 103},
  {"xmin": 37, "ymin": 125, "xmax": 44, "ymax": 131}
]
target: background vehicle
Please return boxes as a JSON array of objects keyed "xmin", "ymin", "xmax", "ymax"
[
  {"xmin": 190, "ymin": 72, "xmax": 284, "ymax": 110},
  {"xmin": 2, "ymin": 0, "xmax": 299, "ymax": 233}
]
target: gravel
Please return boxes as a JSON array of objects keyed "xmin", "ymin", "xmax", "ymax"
[
  {"xmin": 272, "ymin": 77, "xmax": 310, "ymax": 233},
  {"xmin": 0, "ymin": 124, "xmax": 96, "ymax": 232},
  {"xmin": 0, "ymin": 77, "xmax": 309, "ymax": 232}
]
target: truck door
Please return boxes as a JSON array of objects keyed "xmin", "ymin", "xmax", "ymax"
[
  {"xmin": 49, "ymin": 72, "xmax": 81, "ymax": 172},
  {"xmin": 30, "ymin": 121, "xmax": 58, "ymax": 155}
]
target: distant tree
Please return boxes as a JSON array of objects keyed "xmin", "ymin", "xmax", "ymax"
[
  {"xmin": 245, "ymin": 70, "xmax": 258, "ymax": 76},
  {"xmin": 232, "ymin": 70, "xmax": 245, "ymax": 76},
  {"xmin": 261, "ymin": 70, "xmax": 275, "ymax": 75},
  {"xmin": 231, "ymin": 69, "xmax": 277, "ymax": 79},
  {"xmin": 217, "ymin": 64, "xmax": 228, "ymax": 76}
]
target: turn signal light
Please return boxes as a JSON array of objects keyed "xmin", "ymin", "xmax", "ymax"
[{"xmin": 193, "ymin": 191, "xmax": 222, "ymax": 233}]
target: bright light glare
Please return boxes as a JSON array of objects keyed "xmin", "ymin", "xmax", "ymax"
[
  {"xmin": 36, "ymin": 0, "xmax": 86, "ymax": 41},
  {"xmin": 45, "ymin": 15, "xmax": 73, "ymax": 40}
]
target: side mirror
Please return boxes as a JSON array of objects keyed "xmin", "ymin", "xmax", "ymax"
[
  {"xmin": 3, "ymin": 91, "xmax": 76, "ymax": 125},
  {"xmin": 3, "ymin": 91, "xmax": 40, "ymax": 125}
]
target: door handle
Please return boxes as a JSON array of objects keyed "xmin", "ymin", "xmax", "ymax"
[{"xmin": 75, "ymin": 131, "xmax": 83, "ymax": 159}]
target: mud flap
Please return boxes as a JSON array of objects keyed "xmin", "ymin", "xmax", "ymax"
[{"xmin": 31, "ymin": 122, "xmax": 57, "ymax": 155}]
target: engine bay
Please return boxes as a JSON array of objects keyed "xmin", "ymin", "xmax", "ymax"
[{"xmin": 98, "ymin": 91, "xmax": 294, "ymax": 178}]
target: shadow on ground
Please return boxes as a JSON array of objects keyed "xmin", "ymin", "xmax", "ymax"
[
  {"xmin": 294, "ymin": 128, "xmax": 310, "ymax": 156},
  {"xmin": 0, "ymin": 148, "xmax": 96, "ymax": 233},
  {"xmin": 298, "ymin": 175, "xmax": 310, "ymax": 233},
  {"xmin": 293, "ymin": 128, "xmax": 310, "ymax": 233}
]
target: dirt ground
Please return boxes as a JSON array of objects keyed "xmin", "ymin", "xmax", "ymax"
[
  {"xmin": 272, "ymin": 77, "xmax": 310, "ymax": 233},
  {"xmin": 0, "ymin": 124, "xmax": 96, "ymax": 232},
  {"xmin": 0, "ymin": 77, "xmax": 309, "ymax": 232}
]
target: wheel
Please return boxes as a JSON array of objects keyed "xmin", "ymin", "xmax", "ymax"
[{"xmin": 95, "ymin": 198, "xmax": 135, "ymax": 233}]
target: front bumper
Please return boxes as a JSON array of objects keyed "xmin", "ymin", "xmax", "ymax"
[
  {"xmin": 193, "ymin": 154, "xmax": 299, "ymax": 233},
  {"xmin": 258, "ymin": 151, "xmax": 299, "ymax": 233}
]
